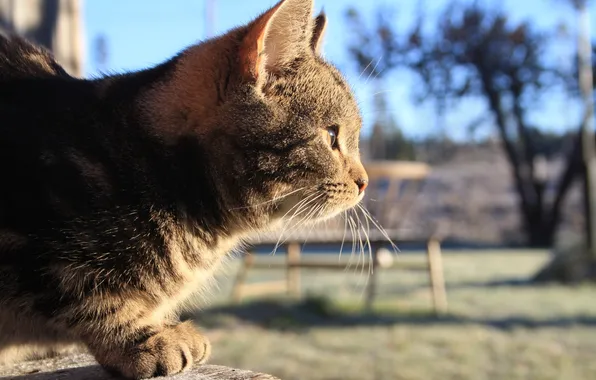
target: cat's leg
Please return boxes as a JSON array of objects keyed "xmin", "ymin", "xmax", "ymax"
[
  {"xmin": 0, "ymin": 308, "xmax": 83, "ymax": 365},
  {"xmin": 1, "ymin": 292, "xmax": 210, "ymax": 378},
  {"xmin": 84, "ymin": 319, "xmax": 211, "ymax": 379}
]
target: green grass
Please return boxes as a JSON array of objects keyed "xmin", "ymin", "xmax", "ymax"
[{"xmin": 189, "ymin": 250, "xmax": 596, "ymax": 380}]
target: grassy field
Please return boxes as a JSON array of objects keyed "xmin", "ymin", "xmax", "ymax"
[{"xmin": 188, "ymin": 250, "xmax": 596, "ymax": 380}]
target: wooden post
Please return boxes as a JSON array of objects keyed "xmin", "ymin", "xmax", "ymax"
[
  {"xmin": 286, "ymin": 242, "xmax": 301, "ymax": 298},
  {"xmin": 426, "ymin": 238, "xmax": 447, "ymax": 315},
  {"xmin": 231, "ymin": 251, "xmax": 254, "ymax": 303},
  {"xmin": 364, "ymin": 246, "xmax": 379, "ymax": 312}
]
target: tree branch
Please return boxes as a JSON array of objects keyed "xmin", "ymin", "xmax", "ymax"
[{"xmin": 478, "ymin": 67, "xmax": 535, "ymax": 219}]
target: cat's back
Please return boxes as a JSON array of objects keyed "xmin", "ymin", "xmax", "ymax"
[
  {"xmin": 0, "ymin": 32, "xmax": 86, "ymax": 127},
  {"xmin": 0, "ymin": 34, "xmax": 103, "ymax": 136},
  {"xmin": 0, "ymin": 32, "xmax": 70, "ymax": 80},
  {"xmin": 0, "ymin": 35, "xmax": 111, "ymax": 233}
]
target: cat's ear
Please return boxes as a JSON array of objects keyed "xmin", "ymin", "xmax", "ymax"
[
  {"xmin": 310, "ymin": 12, "xmax": 327, "ymax": 54},
  {"xmin": 238, "ymin": 0, "xmax": 314, "ymax": 82}
]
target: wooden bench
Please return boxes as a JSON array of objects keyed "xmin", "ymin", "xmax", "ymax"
[
  {"xmin": 231, "ymin": 161, "xmax": 448, "ymax": 315},
  {"xmin": 1, "ymin": 353, "xmax": 279, "ymax": 379}
]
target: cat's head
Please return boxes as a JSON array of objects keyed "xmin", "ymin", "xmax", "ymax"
[{"xmin": 144, "ymin": 0, "xmax": 367, "ymax": 230}]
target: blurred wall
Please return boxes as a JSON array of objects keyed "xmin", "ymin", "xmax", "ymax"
[{"xmin": 0, "ymin": 0, "xmax": 84, "ymax": 77}]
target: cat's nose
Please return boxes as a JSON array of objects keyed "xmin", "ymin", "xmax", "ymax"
[{"xmin": 355, "ymin": 178, "xmax": 368, "ymax": 194}]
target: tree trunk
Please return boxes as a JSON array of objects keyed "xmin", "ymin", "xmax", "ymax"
[
  {"xmin": 532, "ymin": 243, "xmax": 596, "ymax": 284},
  {"xmin": 530, "ymin": 136, "xmax": 596, "ymax": 283},
  {"xmin": 478, "ymin": 66, "xmax": 584, "ymax": 250},
  {"xmin": 526, "ymin": 215, "xmax": 555, "ymax": 248},
  {"xmin": 478, "ymin": 71, "xmax": 554, "ymax": 248},
  {"xmin": 525, "ymin": 187, "xmax": 557, "ymax": 248},
  {"xmin": 532, "ymin": 3, "xmax": 596, "ymax": 283}
]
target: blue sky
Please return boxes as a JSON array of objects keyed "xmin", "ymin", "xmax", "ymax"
[{"xmin": 82, "ymin": 0, "xmax": 596, "ymax": 141}]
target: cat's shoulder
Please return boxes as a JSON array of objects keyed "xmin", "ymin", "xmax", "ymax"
[{"xmin": 0, "ymin": 31, "xmax": 71, "ymax": 80}]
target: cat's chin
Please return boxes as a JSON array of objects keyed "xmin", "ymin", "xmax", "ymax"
[
  {"xmin": 268, "ymin": 190, "xmax": 365, "ymax": 226},
  {"xmin": 268, "ymin": 203, "xmax": 362, "ymax": 232},
  {"xmin": 268, "ymin": 192, "xmax": 305, "ymax": 222}
]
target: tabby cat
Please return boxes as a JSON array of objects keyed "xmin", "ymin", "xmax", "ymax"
[{"xmin": 0, "ymin": 0, "xmax": 367, "ymax": 378}]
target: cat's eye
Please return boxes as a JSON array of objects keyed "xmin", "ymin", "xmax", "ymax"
[{"xmin": 326, "ymin": 126, "xmax": 339, "ymax": 149}]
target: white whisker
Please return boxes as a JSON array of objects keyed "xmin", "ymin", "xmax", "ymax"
[
  {"xmin": 272, "ymin": 192, "xmax": 325, "ymax": 254},
  {"xmin": 270, "ymin": 191, "xmax": 319, "ymax": 256},
  {"xmin": 338, "ymin": 210, "xmax": 348, "ymax": 262},
  {"xmin": 364, "ymin": 55, "xmax": 383, "ymax": 86},
  {"xmin": 300, "ymin": 203, "xmax": 327, "ymax": 249},
  {"xmin": 228, "ymin": 186, "xmax": 307, "ymax": 211},
  {"xmin": 361, "ymin": 206, "xmax": 400, "ymax": 255},
  {"xmin": 353, "ymin": 208, "xmax": 366, "ymax": 287},
  {"xmin": 357, "ymin": 58, "xmax": 375, "ymax": 81},
  {"xmin": 357, "ymin": 204, "xmax": 373, "ymax": 275},
  {"xmin": 345, "ymin": 213, "xmax": 358, "ymax": 272}
]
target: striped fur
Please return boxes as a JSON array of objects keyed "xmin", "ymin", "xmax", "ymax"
[{"xmin": 0, "ymin": 0, "xmax": 366, "ymax": 378}]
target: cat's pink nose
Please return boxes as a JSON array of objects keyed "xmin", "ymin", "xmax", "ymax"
[{"xmin": 356, "ymin": 178, "xmax": 368, "ymax": 194}]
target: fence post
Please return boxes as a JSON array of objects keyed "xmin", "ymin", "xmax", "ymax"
[
  {"xmin": 231, "ymin": 251, "xmax": 254, "ymax": 303},
  {"xmin": 286, "ymin": 242, "xmax": 301, "ymax": 298},
  {"xmin": 426, "ymin": 238, "xmax": 447, "ymax": 315},
  {"xmin": 365, "ymin": 246, "xmax": 379, "ymax": 312}
]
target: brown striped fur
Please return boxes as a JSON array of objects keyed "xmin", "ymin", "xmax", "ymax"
[{"xmin": 0, "ymin": 0, "xmax": 367, "ymax": 378}]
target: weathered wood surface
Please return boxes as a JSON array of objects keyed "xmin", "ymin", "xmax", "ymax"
[{"xmin": 0, "ymin": 353, "xmax": 280, "ymax": 380}]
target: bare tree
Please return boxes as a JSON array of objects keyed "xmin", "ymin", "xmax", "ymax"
[{"xmin": 346, "ymin": 3, "xmax": 589, "ymax": 248}]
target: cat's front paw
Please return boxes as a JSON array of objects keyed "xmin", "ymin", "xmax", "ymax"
[{"xmin": 96, "ymin": 321, "xmax": 211, "ymax": 379}]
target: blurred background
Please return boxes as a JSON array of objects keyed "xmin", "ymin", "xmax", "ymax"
[{"xmin": 1, "ymin": 0, "xmax": 596, "ymax": 379}]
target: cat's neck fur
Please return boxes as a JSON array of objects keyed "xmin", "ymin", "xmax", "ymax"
[{"xmin": 134, "ymin": 31, "xmax": 276, "ymax": 236}]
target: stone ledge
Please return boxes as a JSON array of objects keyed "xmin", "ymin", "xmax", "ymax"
[{"xmin": 0, "ymin": 353, "xmax": 280, "ymax": 380}]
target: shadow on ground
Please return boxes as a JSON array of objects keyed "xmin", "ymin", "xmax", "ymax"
[
  {"xmin": 186, "ymin": 297, "xmax": 596, "ymax": 332},
  {"xmin": 373, "ymin": 277, "xmax": 554, "ymax": 298}
]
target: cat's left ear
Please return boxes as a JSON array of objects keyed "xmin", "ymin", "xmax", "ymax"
[
  {"xmin": 238, "ymin": 0, "xmax": 315, "ymax": 82},
  {"xmin": 310, "ymin": 12, "xmax": 327, "ymax": 54}
]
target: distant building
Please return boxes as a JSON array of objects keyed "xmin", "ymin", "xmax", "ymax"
[{"xmin": 0, "ymin": 0, "xmax": 84, "ymax": 77}]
